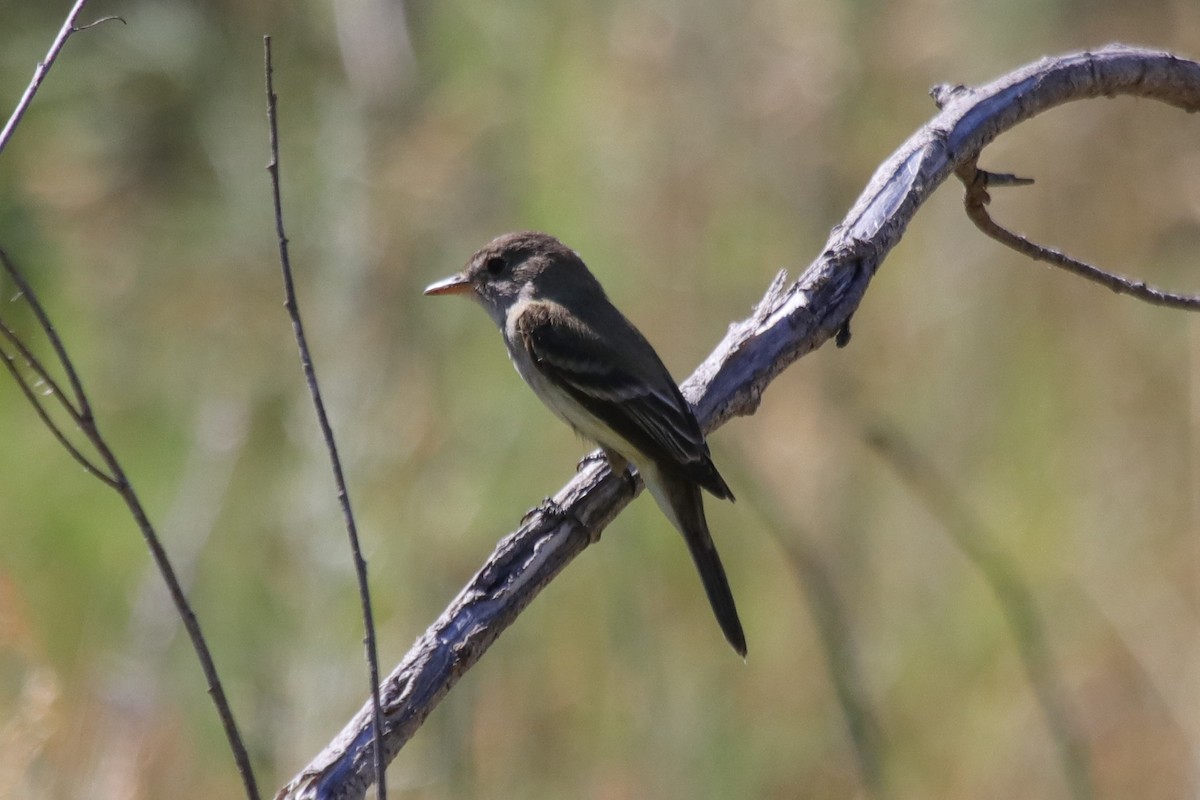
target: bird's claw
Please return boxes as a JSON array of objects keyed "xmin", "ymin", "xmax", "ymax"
[{"xmin": 576, "ymin": 450, "xmax": 608, "ymax": 472}]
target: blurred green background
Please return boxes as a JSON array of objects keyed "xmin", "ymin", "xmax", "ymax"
[{"xmin": 0, "ymin": 1, "xmax": 1196, "ymax": 798}]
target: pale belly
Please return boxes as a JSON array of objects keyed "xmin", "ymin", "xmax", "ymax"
[{"xmin": 506, "ymin": 338, "xmax": 682, "ymax": 531}]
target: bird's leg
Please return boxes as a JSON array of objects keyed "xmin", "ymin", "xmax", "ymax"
[
  {"xmin": 601, "ymin": 447, "xmax": 628, "ymax": 475},
  {"xmin": 599, "ymin": 447, "xmax": 642, "ymax": 495},
  {"xmin": 576, "ymin": 447, "xmax": 638, "ymax": 493}
]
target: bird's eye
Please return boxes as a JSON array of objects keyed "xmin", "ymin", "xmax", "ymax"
[{"xmin": 485, "ymin": 255, "xmax": 507, "ymax": 275}]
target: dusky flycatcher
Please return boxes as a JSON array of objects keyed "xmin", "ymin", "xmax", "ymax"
[{"xmin": 425, "ymin": 231, "xmax": 746, "ymax": 656}]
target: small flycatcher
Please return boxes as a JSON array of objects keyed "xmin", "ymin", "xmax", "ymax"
[{"xmin": 425, "ymin": 231, "xmax": 745, "ymax": 656}]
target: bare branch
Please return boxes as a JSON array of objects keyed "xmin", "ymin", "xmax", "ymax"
[
  {"xmin": 0, "ymin": 248, "xmax": 263, "ymax": 800},
  {"xmin": 280, "ymin": 45, "xmax": 1200, "ymax": 800},
  {"xmin": 263, "ymin": 35, "xmax": 389, "ymax": 800},
  {"xmin": 0, "ymin": 300, "xmax": 83, "ymax": 420},
  {"xmin": 0, "ymin": 247, "xmax": 95, "ymax": 420},
  {"xmin": 0, "ymin": 0, "xmax": 110, "ymax": 157},
  {"xmin": 0, "ymin": 7, "xmax": 261, "ymax": 795},
  {"xmin": 0, "ymin": 334, "xmax": 117, "ymax": 487},
  {"xmin": 0, "ymin": 282, "xmax": 117, "ymax": 484},
  {"xmin": 956, "ymin": 158, "xmax": 1200, "ymax": 309}
]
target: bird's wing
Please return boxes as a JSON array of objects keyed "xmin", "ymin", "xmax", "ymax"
[{"xmin": 515, "ymin": 302, "xmax": 733, "ymax": 499}]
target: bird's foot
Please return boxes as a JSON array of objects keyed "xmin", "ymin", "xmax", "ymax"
[
  {"xmin": 576, "ymin": 449, "xmax": 608, "ymax": 472},
  {"xmin": 521, "ymin": 497, "xmax": 561, "ymax": 526},
  {"xmin": 613, "ymin": 464, "xmax": 639, "ymax": 495}
]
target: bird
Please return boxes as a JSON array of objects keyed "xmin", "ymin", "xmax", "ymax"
[{"xmin": 424, "ymin": 231, "xmax": 746, "ymax": 656}]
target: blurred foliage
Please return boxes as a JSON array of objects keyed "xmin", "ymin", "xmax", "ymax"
[{"xmin": 0, "ymin": 0, "xmax": 1197, "ymax": 798}]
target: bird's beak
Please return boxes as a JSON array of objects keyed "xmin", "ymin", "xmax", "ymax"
[{"xmin": 423, "ymin": 273, "xmax": 474, "ymax": 297}]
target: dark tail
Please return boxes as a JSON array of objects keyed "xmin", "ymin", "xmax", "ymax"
[{"xmin": 665, "ymin": 475, "xmax": 747, "ymax": 657}]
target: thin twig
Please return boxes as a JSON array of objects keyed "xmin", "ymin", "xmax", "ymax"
[
  {"xmin": 0, "ymin": 337, "xmax": 116, "ymax": 486},
  {"xmin": 956, "ymin": 159, "xmax": 1200, "ymax": 310},
  {"xmin": 867, "ymin": 425, "xmax": 1094, "ymax": 800},
  {"xmin": 0, "ymin": 273, "xmax": 87, "ymax": 420},
  {"xmin": 263, "ymin": 36, "xmax": 389, "ymax": 800},
  {"xmin": 0, "ymin": 1, "xmax": 122, "ymax": 157},
  {"xmin": 0, "ymin": 293, "xmax": 116, "ymax": 483},
  {"xmin": 73, "ymin": 15, "xmax": 125, "ymax": 33},
  {"xmin": 0, "ymin": 241, "xmax": 95, "ymax": 417},
  {"xmin": 0, "ymin": 249, "xmax": 263, "ymax": 800},
  {"xmin": 0, "ymin": 7, "xmax": 260, "ymax": 789}
]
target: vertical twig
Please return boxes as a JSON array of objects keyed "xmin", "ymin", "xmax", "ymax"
[{"xmin": 263, "ymin": 36, "xmax": 389, "ymax": 800}]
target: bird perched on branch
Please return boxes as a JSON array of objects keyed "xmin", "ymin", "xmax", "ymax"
[{"xmin": 425, "ymin": 231, "xmax": 745, "ymax": 656}]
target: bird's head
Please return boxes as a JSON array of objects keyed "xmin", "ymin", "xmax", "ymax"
[{"xmin": 424, "ymin": 231, "xmax": 603, "ymax": 325}]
